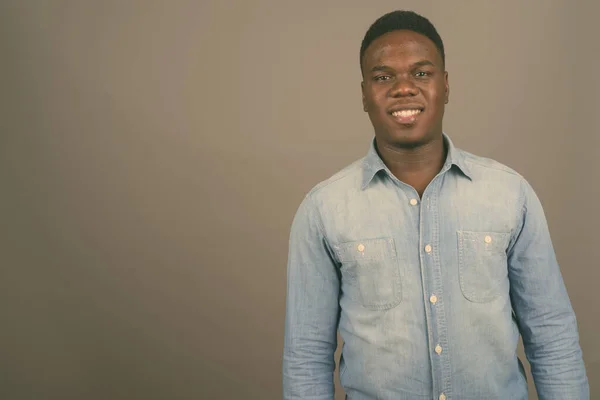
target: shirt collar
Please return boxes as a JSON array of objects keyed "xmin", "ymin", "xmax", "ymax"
[{"xmin": 361, "ymin": 133, "xmax": 472, "ymax": 190}]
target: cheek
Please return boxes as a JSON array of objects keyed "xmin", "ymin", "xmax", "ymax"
[
  {"xmin": 431, "ymin": 82, "xmax": 447, "ymax": 102},
  {"xmin": 370, "ymin": 92, "xmax": 389, "ymax": 111},
  {"xmin": 365, "ymin": 85, "xmax": 386, "ymax": 101}
]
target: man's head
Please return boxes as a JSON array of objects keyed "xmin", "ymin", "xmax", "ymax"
[{"xmin": 360, "ymin": 10, "xmax": 449, "ymax": 149}]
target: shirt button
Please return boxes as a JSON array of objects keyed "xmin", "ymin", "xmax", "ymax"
[
  {"xmin": 435, "ymin": 345, "xmax": 442, "ymax": 354},
  {"xmin": 430, "ymin": 295, "xmax": 438, "ymax": 304},
  {"xmin": 357, "ymin": 244, "xmax": 365, "ymax": 252},
  {"xmin": 485, "ymin": 235, "xmax": 492, "ymax": 243},
  {"xmin": 425, "ymin": 244, "xmax": 432, "ymax": 253},
  {"xmin": 409, "ymin": 198, "xmax": 418, "ymax": 206},
  {"xmin": 439, "ymin": 394, "xmax": 446, "ymax": 400}
]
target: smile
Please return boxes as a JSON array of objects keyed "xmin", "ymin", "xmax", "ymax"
[
  {"xmin": 390, "ymin": 108, "xmax": 423, "ymax": 124},
  {"xmin": 392, "ymin": 109, "xmax": 422, "ymax": 118}
]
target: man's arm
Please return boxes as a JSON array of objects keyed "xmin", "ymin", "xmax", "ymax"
[
  {"xmin": 283, "ymin": 193, "xmax": 340, "ymax": 400},
  {"xmin": 507, "ymin": 179, "xmax": 589, "ymax": 400}
]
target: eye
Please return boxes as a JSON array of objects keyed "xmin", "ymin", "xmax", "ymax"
[
  {"xmin": 415, "ymin": 71, "xmax": 432, "ymax": 78},
  {"xmin": 374, "ymin": 75, "xmax": 392, "ymax": 81}
]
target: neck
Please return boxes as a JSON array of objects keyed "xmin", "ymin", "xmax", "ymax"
[{"xmin": 375, "ymin": 135, "xmax": 447, "ymax": 195}]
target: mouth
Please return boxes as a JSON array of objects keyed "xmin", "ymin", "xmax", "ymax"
[{"xmin": 389, "ymin": 107, "xmax": 424, "ymax": 125}]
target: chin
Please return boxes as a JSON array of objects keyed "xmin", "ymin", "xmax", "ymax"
[{"xmin": 387, "ymin": 129, "xmax": 431, "ymax": 149}]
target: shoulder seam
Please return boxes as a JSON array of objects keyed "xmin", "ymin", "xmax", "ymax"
[
  {"xmin": 306, "ymin": 158, "xmax": 365, "ymax": 198},
  {"xmin": 461, "ymin": 151, "xmax": 522, "ymax": 178}
]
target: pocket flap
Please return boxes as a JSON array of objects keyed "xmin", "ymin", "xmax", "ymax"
[
  {"xmin": 458, "ymin": 230, "xmax": 510, "ymax": 254},
  {"xmin": 336, "ymin": 237, "xmax": 396, "ymax": 263}
]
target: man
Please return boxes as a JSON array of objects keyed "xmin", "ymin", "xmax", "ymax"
[{"xmin": 282, "ymin": 9, "xmax": 589, "ymax": 400}]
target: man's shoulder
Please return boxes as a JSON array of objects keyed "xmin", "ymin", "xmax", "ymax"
[
  {"xmin": 455, "ymin": 147, "xmax": 537, "ymax": 204},
  {"xmin": 304, "ymin": 157, "xmax": 366, "ymax": 201},
  {"xmin": 458, "ymin": 147, "xmax": 524, "ymax": 180}
]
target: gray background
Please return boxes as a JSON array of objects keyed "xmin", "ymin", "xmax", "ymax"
[{"xmin": 2, "ymin": 1, "xmax": 598, "ymax": 399}]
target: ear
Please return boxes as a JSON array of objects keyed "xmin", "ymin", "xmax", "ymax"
[
  {"xmin": 361, "ymin": 81, "xmax": 368, "ymax": 112},
  {"xmin": 444, "ymin": 71, "xmax": 450, "ymax": 104}
]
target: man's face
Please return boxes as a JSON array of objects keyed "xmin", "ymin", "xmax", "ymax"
[{"xmin": 361, "ymin": 30, "xmax": 449, "ymax": 148}]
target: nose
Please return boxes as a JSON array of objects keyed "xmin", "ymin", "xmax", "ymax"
[{"xmin": 389, "ymin": 77, "xmax": 418, "ymax": 97}]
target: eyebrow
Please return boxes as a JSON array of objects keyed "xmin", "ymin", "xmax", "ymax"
[
  {"xmin": 370, "ymin": 60, "xmax": 436, "ymax": 73},
  {"xmin": 412, "ymin": 60, "xmax": 436, "ymax": 68}
]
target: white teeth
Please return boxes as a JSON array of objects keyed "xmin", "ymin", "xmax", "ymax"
[{"xmin": 392, "ymin": 109, "xmax": 421, "ymax": 117}]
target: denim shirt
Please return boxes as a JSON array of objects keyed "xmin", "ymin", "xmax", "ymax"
[{"xmin": 282, "ymin": 134, "xmax": 589, "ymax": 400}]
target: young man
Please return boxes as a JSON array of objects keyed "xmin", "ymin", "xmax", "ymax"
[{"xmin": 283, "ymin": 10, "xmax": 589, "ymax": 400}]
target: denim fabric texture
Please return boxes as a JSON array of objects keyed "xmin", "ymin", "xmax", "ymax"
[{"xmin": 283, "ymin": 134, "xmax": 589, "ymax": 400}]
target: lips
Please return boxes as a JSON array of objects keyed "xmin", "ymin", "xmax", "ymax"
[{"xmin": 389, "ymin": 105, "xmax": 424, "ymax": 125}]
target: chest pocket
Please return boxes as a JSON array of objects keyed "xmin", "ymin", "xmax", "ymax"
[
  {"xmin": 457, "ymin": 230, "xmax": 511, "ymax": 303},
  {"xmin": 335, "ymin": 237, "xmax": 402, "ymax": 310}
]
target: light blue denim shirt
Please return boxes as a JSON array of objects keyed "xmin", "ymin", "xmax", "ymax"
[{"xmin": 283, "ymin": 134, "xmax": 588, "ymax": 400}]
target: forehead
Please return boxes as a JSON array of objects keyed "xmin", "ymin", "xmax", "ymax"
[{"xmin": 363, "ymin": 30, "xmax": 441, "ymax": 68}]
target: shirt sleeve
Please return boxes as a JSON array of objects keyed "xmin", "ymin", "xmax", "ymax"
[
  {"xmin": 282, "ymin": 192, "xmax": 341, "ymax": 400},
  {"xmin": 507, "ymin": 179, "xmax": 589, "ymax": 400}
]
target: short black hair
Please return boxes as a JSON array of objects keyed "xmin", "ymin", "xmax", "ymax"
[{"xmin": 360, "ymin": 10, "xmax": 445, "ymax": 72}]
